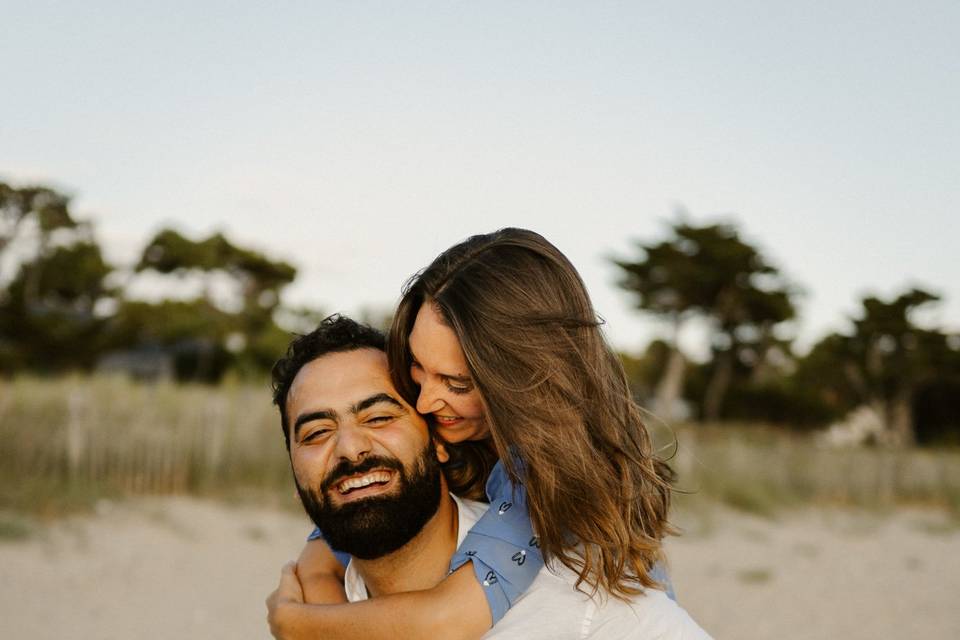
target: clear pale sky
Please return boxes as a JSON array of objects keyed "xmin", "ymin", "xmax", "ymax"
[{"xmin": 3, "ymin": 1, "xmax": 957, "ymax": 356}]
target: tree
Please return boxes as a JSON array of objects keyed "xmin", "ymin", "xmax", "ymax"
[
  {"xmin": 614, "ymin": 218, "xmax": 797, "ymax": 422},
  {"xmin": 912, "ymin": 339, "xmax": 960, "ymax": 445},
  {"xmin": 128, "ymin": 228, "xmax": 298, "ymax": 378},
  {"xmin": 0, "ymin": 183, "xmax": 113, "ymax": 372},
  {"xmin": 0, "ymin": 181, "xmax": 311, "ymax": 380},
  {"xmin": 0, "ymin": 183, "xmax": 76, "ymax": 256},
  {"xmin": 104, "ymin": 299, "xmax": 235, "ymax": 381},
  {"xmin": 136, "ymin": 228, "xmax": 295, "ymax": 318},
  {"xmin": 797, "ymin": 288, "xmax": 950, "ymax": 446}
]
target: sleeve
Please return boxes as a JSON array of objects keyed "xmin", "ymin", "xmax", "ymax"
[
  {"xmin": 449, "ymin": 459, "xmax": 544, "ymax": 626},
  {"xmin": 306, "ymin": 526, "xmax": 352, "ymax": 569}
]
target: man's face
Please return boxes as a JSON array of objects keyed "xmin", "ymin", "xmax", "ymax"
[{"xmin": 285, "ymin": 348, "xmax": 448, "ymax": 559}]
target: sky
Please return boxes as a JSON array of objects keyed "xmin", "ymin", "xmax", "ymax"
[{"xmin": 3, "ymin": 1, "xmax": 958, "ymax": 357}]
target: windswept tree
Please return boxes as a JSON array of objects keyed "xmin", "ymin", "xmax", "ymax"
[
  {"xmin": 797, "ymin": 288, "xmax": 951, "ymax": 445},
  {"xmin": 614, "ymin": 218, "xmax": 797, "ymax": 422},
  {"xmin": 0, "ymin": 183, "xmax": 76, "ymax": 255},
  {"xmin": 125, "ymin": 228, "xmax": 297, "ymax": 377},
  {"xmin": 1, "ymin": 182, "xmax": 309, "ymax": 379},
  {"xmin": 0, "ymin": 182, "xmax": 113, "ymax": 371},
  {"xmin": 137, "ymin": 229, "xmax": 296, "ymax": 317}
]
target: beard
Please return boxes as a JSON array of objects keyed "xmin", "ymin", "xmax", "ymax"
[{"xmin": 295, "ymin": 445, "xmax": 443, "ymax": 560}]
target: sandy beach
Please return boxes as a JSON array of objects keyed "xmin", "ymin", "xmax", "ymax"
[{"xmin": 2, "ymin": 497, "xmax": 958, "ymax": 639}]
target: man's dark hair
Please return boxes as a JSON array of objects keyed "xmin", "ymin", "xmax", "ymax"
[{"xmin": 271, "ymin": 314, "xmax": 386, "ymax": 448}]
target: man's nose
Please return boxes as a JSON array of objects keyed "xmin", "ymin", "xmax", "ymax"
[
  {"xmin": 334, "ymin": 422, "xmax": 373, "ymax": 462},
  {"xmin": 416, "ymin": 379, "xmax": 445, "ymax": 415}
]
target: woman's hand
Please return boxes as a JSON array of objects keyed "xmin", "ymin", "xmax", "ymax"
[
  {"xmin": 264, "ymin": 561, "xmax": 490, "ymax": 640},
  {"xmin": 297, "ymin": 538, "xmax": 348, "ymax": 604},
  {"xmin": 266, "ymin": 562, "xmax": 305, "ymax": 639}
]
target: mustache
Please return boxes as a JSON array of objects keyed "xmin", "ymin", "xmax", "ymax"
[{"xmin": 320, "ymin": 455, "xmax": 405, "ymax": 493}]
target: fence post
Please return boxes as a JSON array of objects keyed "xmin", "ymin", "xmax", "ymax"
[{"xmin": 67, "ymin": 388, "xmax": 87, "ymax": 480}]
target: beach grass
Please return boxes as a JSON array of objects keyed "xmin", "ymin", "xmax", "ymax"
[
  {"xmin": 1, "ymin": 374, "xmax": 293, "ymax": 518},
  {"xmin": 3, "ymin": 375, "xmax": 959, "ymax": 519},
  {"xmin": 660, "ymin": 423, "xmax": 960, "ymax": 518}
]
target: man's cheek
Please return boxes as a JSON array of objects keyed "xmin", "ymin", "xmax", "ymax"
[
  {"xmin": 294, "ymin": 444, "xmax": 329, "ymax": 469},
  {"xmin": 292, "ymin": 460, "xmax": 328, "ymax": 493}
]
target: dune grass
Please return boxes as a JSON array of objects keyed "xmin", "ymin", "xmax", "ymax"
[
  {"xmin": 3, "ymin": 375, "xmax": 959, "ymax": 521},
  {"xmin": 660, "ymin": 423, "xmax": 960, "ymax": 518},
  {"xmin": 1, "ymin": 375, "xmax": 293, "ymax": 518}
]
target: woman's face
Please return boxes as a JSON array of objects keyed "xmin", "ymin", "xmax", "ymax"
[{"xmin": 408, "ymin": 302, "xmax": 490, "ymax": 443}]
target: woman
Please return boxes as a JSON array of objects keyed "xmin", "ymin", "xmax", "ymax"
[{"xmin": 270, "ymin": 228, "xmax": 678, "ymax": 638}]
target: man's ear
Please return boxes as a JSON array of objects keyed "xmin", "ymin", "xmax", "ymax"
[{"xmin": 433, "ymin": 438, "xmax": 451, "ymax": 464}]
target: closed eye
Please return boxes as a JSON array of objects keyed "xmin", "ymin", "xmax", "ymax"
[
  {"xmin": 302, "ymin": 428, "xmax": 331, "ymax": 443},
  {"xmin": 444, "ymin": 377, "xmax": 473, "ymax": 394}
]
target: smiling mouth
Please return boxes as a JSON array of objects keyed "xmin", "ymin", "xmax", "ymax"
[
  {"xmin": 435, "ymin": 415, "xmax": 463, "ymax": 425},
  {"xmin": 336, "ymin": 470, "xmax": 394, "ymax": 496}
]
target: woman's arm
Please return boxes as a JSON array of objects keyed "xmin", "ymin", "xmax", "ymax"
[
  {"xmin": 295, "ymin": 538, "xmax": 348, "ymax": 604},
  {"xmin": 268, "ymin": 562, "xmax": 491, "ymax": 640}
]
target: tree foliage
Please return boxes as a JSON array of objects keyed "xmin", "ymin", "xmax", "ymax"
[
  {"xmin": 614, "ymin": 219, "xmax": 798, "ymax": 421},
  {"xmin": 1, "ymin": 181, "xmax": 303, "ymax": 381},
  {"xmin": 794, "ymin": 288, "xmax": 957, "ymax": 445},
  {"xmin": 0, "ymin": 183, "xmax": 112, "ymax": 372},
  {"xmin": 0, "ymin": 183, "xmax": 77, "ymax": 254},
  {"xmin": 118, "ymin": 228, "xmax": 299, "ymax": 381},
  {"xmin": 137, "ymin": 229, "xmax": 296, "ymax": 302},
  {"xmin": 3, "ymin": 179, "xmax": 958, "ymax": 445}
]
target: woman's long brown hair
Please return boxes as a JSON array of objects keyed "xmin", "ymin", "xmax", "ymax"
[{"xmin": 388, "ymin": 228, "xmax": 676, "ymax": 598}]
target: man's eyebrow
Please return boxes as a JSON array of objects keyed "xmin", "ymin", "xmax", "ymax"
[
  {"xmin": 293, "ymin": 409, "xmax": 336, "ymax": 438},
  {"xmin": 351, "ymin": 393, "xmax": 404, "ymax": 414}
]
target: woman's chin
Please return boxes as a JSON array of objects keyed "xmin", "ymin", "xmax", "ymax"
[
  {"xmin": 437, "ymin": 420, "xmax": 488, "ymax": 443},
  {"xmin": 437, "ymin": 425, "xmax": 473, "ymax": 443}
]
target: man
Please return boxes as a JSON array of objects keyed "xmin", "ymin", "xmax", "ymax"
[{"xmin": 267, "ymin": 315, "xmax": 709, "ymax": 639}]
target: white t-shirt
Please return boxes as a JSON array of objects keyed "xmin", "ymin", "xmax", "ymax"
[{"xmin": 344, "ymin": 494, "xmax": 711, "ymax": 639}]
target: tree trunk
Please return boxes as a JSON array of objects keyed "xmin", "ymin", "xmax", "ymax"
[
  {"xmin": 652, "ymin": 315, "xmax": 687, "ymax": 422},
  {"xmin": 886, "ymin": 387, "xmax": 915, "ymax": 447},
  {"xmin": 703, "ymin": 348, "xmax": 734, "ymax": 423},
  {"xmin": 653, "ymin": 345, "xmax": 686, "ymax": 422}
]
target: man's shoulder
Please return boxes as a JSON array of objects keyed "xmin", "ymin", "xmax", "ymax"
[
  {"xmin": 586, "ymin": 588, "xmax": 712, "ymax": 639},
  {"xmin": 482, "ymin": 564, "xmax": 593, "ymax": 639},
  {"xmin": 452, "ymin": 494, "xmax": 490, "ymax": 530},
  {"xmin": 488, "ymin": 566, "xmax": 711, "ymax": 639}
]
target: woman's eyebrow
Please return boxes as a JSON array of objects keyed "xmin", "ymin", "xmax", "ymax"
[{"xmin": 410, "ymin": 352, "xmax": 470, "ymax": 381}]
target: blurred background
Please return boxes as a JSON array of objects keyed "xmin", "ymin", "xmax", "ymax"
[{"xmin": 2, "ymin": 2, "xmax": 958, "ymax": 639}]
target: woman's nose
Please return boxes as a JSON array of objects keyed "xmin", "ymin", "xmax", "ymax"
[{"xmin": 416, "ymin": 380, "xmax": 445, "ymax": 415}]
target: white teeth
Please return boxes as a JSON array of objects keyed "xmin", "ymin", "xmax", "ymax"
[{"xmin": 337, "ymin": 471, "xmax": 392, "ymax": 494}]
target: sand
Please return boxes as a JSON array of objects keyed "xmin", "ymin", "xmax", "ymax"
[
  {"xmin": 665, "ymin": 505, "xmax": 960, "ymax": 639},
  {"xmin": 1, "ymin": 497, "xmax": 958, "ymax": 639}
]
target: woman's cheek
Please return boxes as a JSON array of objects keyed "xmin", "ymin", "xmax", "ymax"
[{"xmin": 466, "ymin": 422, "xmax": 491, "ymax": 441}]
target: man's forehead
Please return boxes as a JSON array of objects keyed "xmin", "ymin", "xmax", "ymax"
[{"xmin": 288, "ymin": 348, "xmax": 397, "ymax": 409}]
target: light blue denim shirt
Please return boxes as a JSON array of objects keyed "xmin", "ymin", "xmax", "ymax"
[
  {"xmin": 448, "ymin": 460, "xmax": 676, "ymax": 624},
  {"xmin": 309, "ymin": 459, "xmax": 675, "ymax": 624}
]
